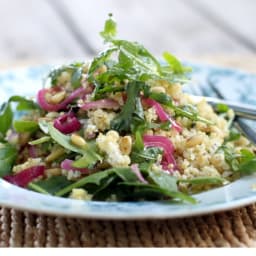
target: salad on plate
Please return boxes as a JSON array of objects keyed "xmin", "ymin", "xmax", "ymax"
[{"xmin": 0, "ymin": 15, "xmax": 255, "ymax": 204}]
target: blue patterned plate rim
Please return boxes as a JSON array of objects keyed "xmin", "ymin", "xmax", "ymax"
[{"xmin": 0, "ymin": 62, "xmax": 256, "ymax": 219}]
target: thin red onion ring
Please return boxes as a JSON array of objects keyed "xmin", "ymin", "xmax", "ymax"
[
  {"xmin": 53, "ymin": 112, "xmax": 81, "ymax": 134},
  {"xmin": 143, "ymin": 135, "xmax": 178, "ymax": 172},
  {"xmin": 143, "ymin": 97, "xmax": 182, "ymax": 133},
  {"xmin": 131, "ymin": 164, "xmax": 148, "ymax": 184},
  {"xmin": 80, "ymin": 99, "xmax": 119, "ymax": 111},
  {"xmin": 37, "ymin": 86, "xmax": 93, "ymax": 112},
  {"xmin": 61, "ymin": 159, "xmax": 90, "ymax": 173}
]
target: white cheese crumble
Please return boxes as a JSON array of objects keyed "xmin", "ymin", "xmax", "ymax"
[{"xmin": 96, "ymin": 131, "xmax": 131, "ymax": 167}]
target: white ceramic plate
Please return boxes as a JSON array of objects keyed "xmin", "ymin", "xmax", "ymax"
[{"xmin": 0, "ymin": 63, "xmax": 256, "ymax": 219}]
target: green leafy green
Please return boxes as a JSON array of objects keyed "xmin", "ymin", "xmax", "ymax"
[
  {"xmin": 238, "ymin": 149, "xmax": 256, "ymax": 174},
  {"xmin": 110, "ymin": 82, "xmax": 144, "ymax": 133},
  {"xmin": 28, "ymin": 176, "xmax": 73, "ymax": 195},
  {"xmin": 47, "ymin": 123, "xmax": 102, "ymax": 167},
  {"xmin": 88, "ymin": 14, "xmax": 190, "ymax": 100},
  {"xmin": 224, "ymin": 129, "xmax": 241, "ymax": 143},
  {"xmin": 178, "ymin": 176, "xmax": 226, "ymax": 185},
  {"xmin": 0, "ymin": 143, "xmax": 18, "ymax": 177},
  {"xmin": 72, "ymin": 151, "xmax": 102, "ymax": 169},
  {"xmin": 162, "ymin": 51, "xmax": 185, "ymax": 74},
  {"xmin": 0, "ymin": 96, "xmax": 39, "ymax": 140},
  {"xmin": 55, "ymin": 167, "xmax": 137, "ymax": 196},
  {"xmin": 219, "ymin": 145, "xmax": 256, "ymax": 174},
  {"xmin": 46, "ymin": 62, "xmax": 84, "ymax": 88},
  {"xmin": 13, "ymin": 120, "xmax": 39, "ymax": 133},
  {"xmin": 8, "ymin": 96, "xmax": 39, "ymax": 111},
  {"xmin": 47, "ymin": 123, "xmax": 83, "ymax": 154},
  {"xmin": 119, "ymin": 182, "xmax": 196, "ymax": 203},
  {"xmin": 0, "ymin": 102, "xmax": 13, "ymax": 140},
  {"xmin": 148, "ymin": 169, "xmax": 178, "ymax": 192},
  {"xmin": 216, "ymin": 103, "xmax": 229, "ymax": 113},
  {"xmin": 29, "ymin": 136, "xmax": 51, "ymax": 145},
  {"xmin": 100, "ymin": 13, "xmax": 117, "ymax": 42},
  {"xmin": 149, "ymin": 92, "xmax": 213, "ymax": 125},
  {"xmin": 131, "ymin": 147, "xmax": 162, "ymax": 163}
]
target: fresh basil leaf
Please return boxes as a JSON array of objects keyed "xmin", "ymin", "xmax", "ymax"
[
  {"xmin": 0, "ymin": 102, "xmax": 13, "ymax": 140},
  {"xmin": 0, "ymin": 143, "xmax": 17, "ymax": 177},
  {"xmin": 13, "ymin": 120, "xmax": 39, "ymax": 133}
]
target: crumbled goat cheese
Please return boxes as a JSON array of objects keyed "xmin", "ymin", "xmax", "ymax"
[
  {"xmin": 69, "ymin": 188, "xmax": 92, "ymax": 200},
  {"xmin": 88, "ymin": 109, "xmax": 116, "ymax": 131},
  {"xmin": 96, "ymin": 131, "xmax": 131, "ymax": 167}
]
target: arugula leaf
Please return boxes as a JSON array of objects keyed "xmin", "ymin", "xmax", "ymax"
[
  {"xmin": 111, "ymin": 82, "xmax": 144, "ymax": 133},
  {"xmin": 219, "ymin": 145, "xmax": 240, "ymax": 171},
  {"xmin": 178, "ymin": 176, "xmax": 226, "ymax": 185},
  {"xmin": 162, "ymin": 51, "xmax": 184, "ymax": 74},
  {"xmin": 47, "ymin": 123, "xmax": 82, "ymax": 154},
  {"xmin": 88, "ymin": 47, "xmax": 118, "ymax": 79},
  {"xmin": 71, "ymin": 66, "xmax": 83, "ymax": 89},
  {"xmin": 72, "ymin": 150, "xmax": 102, "ymax": 169},
  {"xmin": 0, "ymin": 96, "xmax": 39, "ymax": 141},
  {"xmin": 29, "ymin": 136, "xmax": 51, "ymax": 145},
  {"xmin": 55, "ymin": 167, "xmax": 137, "ymax": 196},
  {"xmin": 224, "ymin": 129, "xmax": 241, "ymax": 143},
  {"xmin": 100, "ymin": 13, "xmax": 117, "ymax": 42},
  {"xmin": 149, "ymin": 92, "xmax": 213, "ymax": 125},
  {"xmin": 0, "ymin": 102, "xmax": 13, "ymax": 140},
  {"xmin": 238, "ymin": 149, "xmax": 256, "ymax": 174},
  {"xmin": 0, "ymin": 143, "xmax": 17, "ymax": 177},
  {"xmin": 216, "ymin": 103, "xmax": 229, "ymax": 113},
  {"xmin": 90, "ymin": 14, "xmax": 190, "ymax": 93},
  {"xmin": 148, "ymin": 169, "xmax": 178, "ymax": 192},
  {"xmin": 9, "ymin": 96, "xmax": 39, "ymax": 111},
  {"xmin": 46, "ymin": 62, "xmax": 84, "ymax": 88},
  {"xmin": 119, "ymin": 182, "xmax": 196, "ymax": 203},
  {"xmin": 38, "ymin": 119, "xmax": 49, "ymax": 134},
  {"xmin": 131, "ymin": 147, "xmax": 162, "ymax": 163},
  {"xmin": 238, "ymin": 159, "xmax": 256, "ymax": 174},
  {"xmin": 13, "ymin": 120, "xmax": 39, "ymax": 133},
  {"xmin": 28, "ymin": 176, "xmax": 73, "ymax": 195},
  {"xmin": 219, "ymin": 145, "xmax": 256, "ymax": 174}
]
